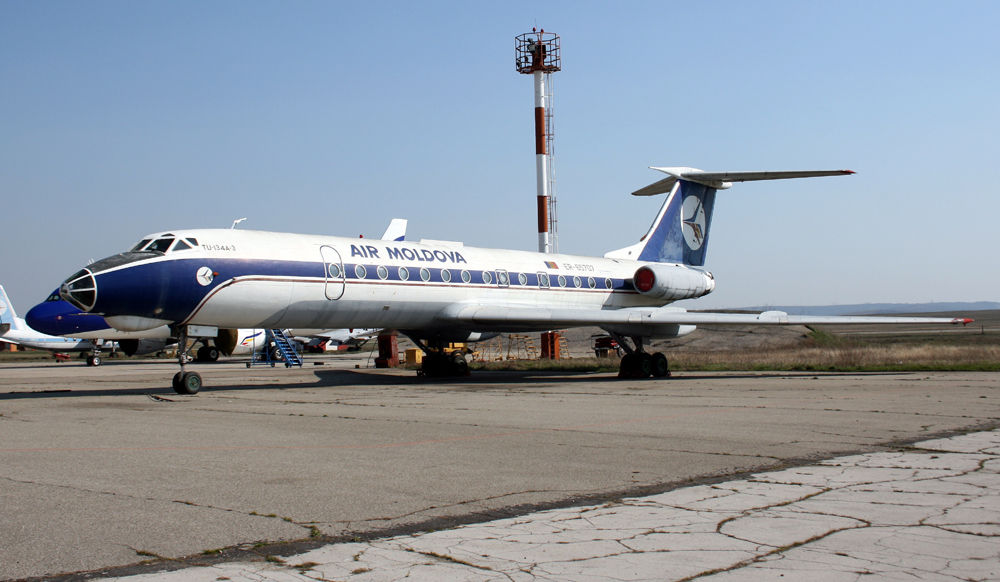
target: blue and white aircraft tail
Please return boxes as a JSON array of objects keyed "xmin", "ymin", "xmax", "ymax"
[
  {"xmin": 0, "ymin": 284, "xmax": 21, "ymax": 332},
  {"xmin": 606, "ymin": 168, "xmax": 853, "ymax": 265}
]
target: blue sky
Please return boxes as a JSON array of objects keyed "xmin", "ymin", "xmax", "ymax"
[{"xmin": 2, "ymin": 1, "xmax": 998, "ymax": 310}]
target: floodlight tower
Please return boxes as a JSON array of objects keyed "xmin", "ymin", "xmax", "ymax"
[{"xmin": 515, "ymin": 29, "xmax": 561, "ymax": 253}]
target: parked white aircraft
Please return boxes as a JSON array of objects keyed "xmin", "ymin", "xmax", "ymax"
[{"xmin": 57, "ymin": 168, "xmax": 971, "ymax": 393}]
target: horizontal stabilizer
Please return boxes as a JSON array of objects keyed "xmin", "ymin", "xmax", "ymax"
[{"xmin": 632, "ymin": 167, "xmax": 855, "ymax": 196}]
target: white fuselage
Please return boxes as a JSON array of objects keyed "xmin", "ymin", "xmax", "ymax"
[{"xmin": 72, "ymin": 229, "xmax": 713, "ymax": 338}]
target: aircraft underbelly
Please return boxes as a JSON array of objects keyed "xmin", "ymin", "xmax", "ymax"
[{"xmin": 186, "ymin": 278, "xmax": 636, "ymax": 330}]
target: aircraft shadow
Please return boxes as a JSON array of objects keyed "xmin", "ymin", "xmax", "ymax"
[{"xmin": 0, "ymin": 368, "xmax": 906, "ymax": 400}]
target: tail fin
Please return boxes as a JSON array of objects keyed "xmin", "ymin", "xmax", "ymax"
[
  {"xmin": 605, "ymin": 167, "xmax": 854, "ymax": 265},
  {"xmin": 604, "ymin": 178, "xmax": 717, "ymax": 265},
  {"xmin": 380, "ymin": 218, "xmax": 408, "ymax": 242},
  {"xmin": 0, "ymin": 285, "xmax": 22, "ymax": 330}
]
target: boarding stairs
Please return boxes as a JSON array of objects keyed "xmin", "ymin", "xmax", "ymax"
[{"xmin": 247, "ymin": 329, "xmax": 303, "ymax": 368}]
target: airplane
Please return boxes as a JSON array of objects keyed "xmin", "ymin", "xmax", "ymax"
[
  {"xmin": 26, "ymin": 219, "xmax": 409, "ymax": 365},
  {"xmin": 294, "ymin": 328, "xmax": 380, "ymax": 352},
  {"xmin": 0, "ymin": 284, "xmax": 108, "ymax": 357},
  {"xmin": 54, "ymin": 168, "xmax": 972, "ymax": 394}
]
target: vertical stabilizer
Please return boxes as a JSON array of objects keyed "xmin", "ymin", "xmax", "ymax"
[
  {"xmin": 380, "ymin": 218, "xmax": 408, "ymax": 242},
  {"xmin": 606, "ymin": 166, "xmax": 854, "ymax": 265},
  {"xmin": 636, "ymin": 180, "xmax": 717, "ymax": 265},
  {"xmin": 605, "ymin": 180, "xmax": 717, "ymax": 266},
  {"xmin": 0, "ymin": 285, "xmax": 22, "ymax": 330}
]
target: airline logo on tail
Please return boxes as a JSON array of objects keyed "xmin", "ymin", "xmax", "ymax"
[{"xmin": 681, "ymin": 194, "xmax": 707, "ymax": 250}]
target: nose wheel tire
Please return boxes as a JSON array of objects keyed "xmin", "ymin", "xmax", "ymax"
[
  {"xmin": 172, "ymin": 371, "xmax": 203, "ymax": 395},
  {"xmin": 86, "ymin": 355, "xmax": 102, "ymax": 367}
]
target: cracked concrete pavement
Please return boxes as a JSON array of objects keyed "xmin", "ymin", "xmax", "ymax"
[
  {"xmin": 0, "ymin": 359, "xmax": 997, "ymax": 580},
  {"xmin": 94, "ymin": 429, "xmax": 1000, "ymax": 581}
]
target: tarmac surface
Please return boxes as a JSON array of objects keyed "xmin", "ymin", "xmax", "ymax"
[
  {"xmin": 0, "ymin": 356, "xmax": 997, "ymax": 580},
  {"xmin": 99, "ymin": 429, "xmax": 1000, "ymax": 581}
]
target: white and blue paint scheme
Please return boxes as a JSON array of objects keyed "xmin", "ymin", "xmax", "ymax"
[
  {"xmin": 28, "ymin": 218, "xmax": 409, "ymax": 364},
  {"xmin": 56, "ymin": 169, "xmax": 971, "ymax": 393}
]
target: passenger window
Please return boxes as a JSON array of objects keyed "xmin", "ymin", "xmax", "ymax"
[
  {"xmin": 441, "ymin": 269, "xmax": 452, "ymax": 283},
  {"xmin": 377, "ymin": 265, "xmax": 389, "ymax": 280},
  {"xmin": 355, "ymin": 264, "xmax": 367, "ymax": 279},
  {"xmin": 329, "ymin": 264, "xmax": 342, "ymax": 278},
  {"xmin": 419, "ymin": 267, "xmax": 431, "ymax": 282},
  {"xmin": 482, "ymin": 271, "xmax": 493, "ymax": 284},
  {"xmin": 538, "ymin": 273, "xmax": 550, "ymax": 288},
  {"xmin": 557, "ymin": 275, "xmax": 567, "ymax": 287},
  {"xmin": 588, "ymin": 277, "xmax": 597, "ymax": 289},
  {"xmin": 573, "ymin": 276, "xmax": 582, "ymax": 288},
  {"xmin": 518, "ymin": 272, "xmax": 528, "ymax": 285},
  {"xmin": 398, "ymin": 266, "xmax": 410, "ymax": 281},
  {"xmin": 461, "ymin": 270, "xmax": 472, "ymax": 283},
  {"xmin": 605, "ymin": 277, "xmax": 614, "ymax": 289}
]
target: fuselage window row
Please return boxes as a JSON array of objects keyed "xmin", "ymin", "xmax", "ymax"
[{"xmin": 322, "ymin": 263, "xmax": 629, "ymax": 291}]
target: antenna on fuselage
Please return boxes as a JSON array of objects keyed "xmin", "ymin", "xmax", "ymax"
[{"xmin": 231, "ymin": 217, "xmax": 247, "ymax": 229}]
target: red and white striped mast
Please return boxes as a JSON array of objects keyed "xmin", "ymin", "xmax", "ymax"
[{"xmin": 516, "ymin": 29, "xmax": 561, "ymax": 253}]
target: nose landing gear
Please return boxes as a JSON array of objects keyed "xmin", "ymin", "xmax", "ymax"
[{"xmin": 171, "ymin": 326, "xmax": 202, "ymax": 394}]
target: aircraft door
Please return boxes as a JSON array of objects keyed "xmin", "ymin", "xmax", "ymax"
[{"xmin": 320, "ymin": 245, "xmax": 345, "ymax": 300}]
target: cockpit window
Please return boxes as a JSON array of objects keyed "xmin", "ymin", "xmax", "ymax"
[
  {"xmin": 146, "ymin": 238, "xmax": 175, "ymax": 253},
  {"xmin": 172, "ymin": 239, "xmax": 192, "ymax": 251},
  {"xmin": 185, "ymin": 237, "xmax": 198, "ymax": 246},
  {"xmin": 131, "ymin": 239, "xmax": 152, "ymax": 251}
]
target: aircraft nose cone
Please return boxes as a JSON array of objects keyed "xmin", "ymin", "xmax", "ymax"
[{"xmin": 60, "ymin": 268, "xmax": 98, "ymax": 312}]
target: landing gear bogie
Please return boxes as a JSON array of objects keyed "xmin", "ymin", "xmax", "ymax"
[
  {"xmin": 611, "ymin": 333, "xmax": 671, "ymax": 379},
  {"xmin": 418, "ymin": 350, "xmax": 470, "ymax": 378}
]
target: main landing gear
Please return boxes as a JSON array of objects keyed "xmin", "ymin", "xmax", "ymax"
[
  {"xmin": 412, "ymin": 338, "xmax": 470, "ymax": 378},
  {"xmin": 195, "ymin": 345, "xmax": 220, "ymax": 362},
  {"xmin": 171, "ymin": 327, "xmax": 202, "ymax": 395},
  {"xmin": 85, "ymin": 340, "xmax": 106, "ymax": 366},
  {"xmin": 612, "ymin": 333, "xmax": 671, "ymax": 379}
]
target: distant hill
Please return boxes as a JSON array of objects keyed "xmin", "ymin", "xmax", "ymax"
[{"xmin": 735, "ymin": 302, "xmax": 1000, "ymax": 316}]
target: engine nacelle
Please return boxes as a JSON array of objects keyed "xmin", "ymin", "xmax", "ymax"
[{"xmin": 632, "ymin": 264, "xmax": 715, "ymax": 301}]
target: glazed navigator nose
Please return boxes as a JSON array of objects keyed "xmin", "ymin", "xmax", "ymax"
[{"xmin": 60, "ymin": 268, "xmax": 97, "ymax": 312}]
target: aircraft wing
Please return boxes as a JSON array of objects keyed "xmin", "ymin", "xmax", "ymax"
[{"xmin": 438, "ymin": 303, "xmax": 972, "ymax": 331}]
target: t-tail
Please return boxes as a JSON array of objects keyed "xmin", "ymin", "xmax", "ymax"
[
  {"xmin": 605, "ymin": 167, "xmax": 855, "ymax": 265},
  {"xmin": 0, "ymin": 284, "xmax": 23, "ymax": 331}
]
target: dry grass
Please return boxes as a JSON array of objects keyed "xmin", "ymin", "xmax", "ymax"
[
  {"xmin": 667, "ymin": 343, "xmax": 1000, "ymax": 372},
  {"xmin": 472, "ymin": 328, "xmax": 1000, "ymax": 373}
]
